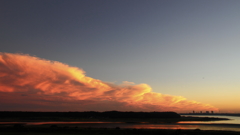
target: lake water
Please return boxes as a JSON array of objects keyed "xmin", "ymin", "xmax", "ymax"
[
  {"xmin": 180, "ymin": 115, "xmax": 240, "ymax": 124},
  {"xmin": 1, "ymin": 115, "xmax": 240, "ymax": 131},
  {"xmin": 178, "ymin": 115, "xmax": 240, "ymax": 131}
]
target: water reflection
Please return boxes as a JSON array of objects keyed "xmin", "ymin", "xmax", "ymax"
[
  {"xmin": 126, "ymin": 124, "xmax": 198, "ymax": 130},
  {"xmin": 1, "ymin": 115, "xmax": 240, "ymax": 131},
  {"xmin": 28, "ymin": 121, "xmax": 122, "ymax": 125},
  {"xmin": 181, "ymin": 115, "xmax": 240, "ymax": 124}
]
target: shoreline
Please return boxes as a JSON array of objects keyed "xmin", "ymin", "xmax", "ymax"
[
  {"xmin": 1, "ymin": 112, "xmax": 237, "ymax": 134},
  {"xmin": 1, "ymin": 125, "xmax": 240, "ymax": 135},
  {"xmin": 1, "ymin": 121, "xmax": 240, "ymax": 132}
]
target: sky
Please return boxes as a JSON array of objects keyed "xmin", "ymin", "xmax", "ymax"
[{"xmin": 1, "ymin": 0, "xmax": 240, "ymax": 113}]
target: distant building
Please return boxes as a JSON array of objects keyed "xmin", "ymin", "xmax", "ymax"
[
  {"xmin": 211, "ymin": 111, "xmax": 214, "ymax": 114},
  {"xmin": 193, "ymin": 111, "xmax": 195, "ymax": 114},
  {"xmin": 206, "ymin": 111, "xmax": 209, "ymax": 114}
]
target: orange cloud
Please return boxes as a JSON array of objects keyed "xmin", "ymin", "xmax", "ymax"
[{"xmin": 0, "ymin": 52, "xmax": 218, "ymax": 112}]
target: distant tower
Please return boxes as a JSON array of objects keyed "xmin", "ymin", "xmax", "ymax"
[
  {"xmin": 193, "ymin": 110, "xmax": 195, "ymax": 114},
  {"xmin": 200, "ymin": 111, "xmax": 202, "ymax": 114},
  {"xmin": 211, "ymin": 111, "xmax": 214, "ymax": 114},
  {"xmin": 206, "ymin": 111, "xmax": 209, "ymax": 114}
]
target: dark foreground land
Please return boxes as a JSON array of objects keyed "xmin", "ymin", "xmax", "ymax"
[
  {"xmin": 0, "ymin": 111, "xmax": 236, "ymax": 135},
  {"xmin": 1, "ymin": 126, "xmax": 240, "ymax": 135},
  {"xmin": 0, "ymin": 111, "xmax": 181, "ymax": 121},
  {"xmin": 0, "ymin": 111, "xmax": 228, "ymax": 122}
]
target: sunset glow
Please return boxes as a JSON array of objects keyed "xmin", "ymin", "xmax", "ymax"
[{"xmin": 0, "ymin": 53, "xmax": 218, "ymax": 112}]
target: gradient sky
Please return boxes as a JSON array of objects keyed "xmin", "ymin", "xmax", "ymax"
[{"xmin": 1, "ymin": 0, "xmax": 240, "ymax": 112}]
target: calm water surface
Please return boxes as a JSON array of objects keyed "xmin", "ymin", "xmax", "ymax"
[
  {"xmin": 178, "ymin": 115, "xmax": 240, "ymax": 131},
  {"xmin": 181, "ymin": 115, "xmax": 240, "ymax": 124},
  {"xmin": 1, "ymin": 115, "xmax": 240, "ymax": 131}
]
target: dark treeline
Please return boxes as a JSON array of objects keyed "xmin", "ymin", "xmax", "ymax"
[{"xmin": 0, "ymin": 111, "xmax": 180, "ymax": 119}]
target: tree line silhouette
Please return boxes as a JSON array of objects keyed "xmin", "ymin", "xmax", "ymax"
[{"xmin": 0, "ymin": 111, "xmax": 180, "ymax": 119}]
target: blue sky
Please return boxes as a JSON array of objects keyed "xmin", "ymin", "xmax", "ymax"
[{"xmin": 1, "ymin": 0, "xmax": 240, "ymax": 112}]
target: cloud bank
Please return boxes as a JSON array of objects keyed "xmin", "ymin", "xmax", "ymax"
[{"xmin": 0, "ymin": 53, "xmax": 218, "ymax": 112}]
